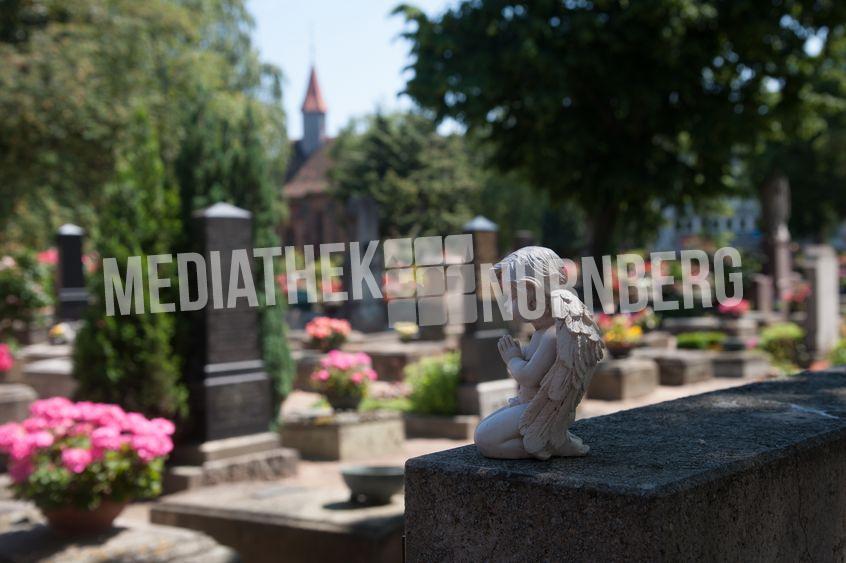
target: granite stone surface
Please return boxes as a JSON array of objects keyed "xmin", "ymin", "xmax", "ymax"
[
  {"xmin": 405, "ymin": 370, "xmax": 846, "ymax": 562},
  {"xmin": 151, "ymin": 482, "xmax": 403, "ymax": 563}
]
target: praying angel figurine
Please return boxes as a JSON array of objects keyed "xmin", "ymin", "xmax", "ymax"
[{"xmin": 474, "ymin": 247, "xmax": 606, "ymax": 460}]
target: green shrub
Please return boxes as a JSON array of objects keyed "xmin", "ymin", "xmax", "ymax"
[
  {"xmin": 359, "ymin": 396, "xmax": 411, "ymax": 412},
  {"xmin": 829, "ymin": 340, "xmax": 846, "ymax": 367},
  {"xmin": 406, "ymin": 352, "xmax": 460, "ymax": 416},
  {"xmin": 758, "ymin": 322, "xmax": 808, "ymax": 374},
  {"xmin": 676, "ymin": 331, "xmax": 726, "ymax": 350},
  {"xmin": 73, "ymin": 111, "xmax": 187, "ymax": 420},
  {"xmin": 0, "ymin": 250, "xmax": 52, "ymax": 339}
]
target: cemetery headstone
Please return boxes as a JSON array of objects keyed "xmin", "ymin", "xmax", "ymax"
[
  {"xmin": 56, "ymin": 224, "xmax": 89, "ymax": 321},
  {"xmin": 754, "ymin": 274, "xmax": 774, "ymax": 316},
  {"xmin": 169, "ymin": 203, "xmax": 296, "ymax": 492},
  {"xmin": 457, "ymin": 216, "xmax": 512, "ymax": 416},
  {"xmin": 342, "ymin": 196, "xmax": 387, "ymax": 333},
  {"xmin": 803, "ymin": 245, "xmax": 840, "ymax": 357}
]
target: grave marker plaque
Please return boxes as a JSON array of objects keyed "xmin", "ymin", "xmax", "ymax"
[{"xmin": 56, "ymin": 224, "xmax": 89, "ymax": 321}]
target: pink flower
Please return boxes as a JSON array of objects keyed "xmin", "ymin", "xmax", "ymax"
[
  {"xmin": 364, "ymin": 368, "xmax": 378, "ymax": 382},
  {"xmin": 354, "ymin": 352, "xmax": 372, "ymax": 368},
  {"xmin": 9, "ymin": 459, "xmax": 33, "ymax": 483},
  {"xmin": 37, "ymin": 248, "xmax": 58, "ymax": 265},
  {"xmin": 61, "ymin": 447, "xmax": 93, "ymax": 473},
  {"xmin": 122, "ymin": 412, "xmax": 156, "ymax": 435},
  {"xmin": 91, "ymin": 426, "xmax": 123, "ymax": 451},
  {"xmin": 150, "ymin": 418, "xmax": 175, "ymax": 436},
  {"xmin": 350, "ymin": 372, "xmax": 364, "ymax": 384},
  {"xmin": 28, "ymin": 431, "xmax": 53, "ymax": 449},
  {"xmin": 311, "ymin": 369, "xmax": 330, "ymax": 382},
  {"xmin": 0, "ymin": 344, "xmax": 14, "ymax": 373},
  {"xmin": 0, "ymin": 422, "xmax": 24, "ymax": 452},
  {"xmin": 718, "ymin": 298, "xmax": 750, "ymax": 317},
  {"xmin": 30, "ymin": 397, "xmax": 77, "ymax": 420},
  {"xmin": 21, "ymin": 417, "xmax": 49, "ymax": 432},
  {"xmin": 130, "ymin": 434, "xmax": 173, "ymax": 462}
]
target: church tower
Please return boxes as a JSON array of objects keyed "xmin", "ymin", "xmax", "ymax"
[{"xmin": 301, "ymin": 66, "xmax": 327, "ymax": 156}]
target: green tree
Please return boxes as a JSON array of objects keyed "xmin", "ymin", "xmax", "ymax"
[
  {"xmin": 72, "ymin": 111, "xmax": 187, "ymax": 419},
  {"xmin": 396, "ymin": 1, "xmax": 846, "ymax": 255},
  {"xmin": 330, "ymin": 113, "xmax": 477, "ymax": 238},
  {"xmin": 330, "ymin": 112, "xmax": 544, "ymax": 241},
  {"xmin": 0, "ymin": 0, "xmax": 287, "ymax": 248},
  {"xmin": 175, "ymin": 100, "xmax": 294, "ymax": 403},
  {"xmin": 749, "ymin": 25, "xmax": 846, "ymax": 241}
]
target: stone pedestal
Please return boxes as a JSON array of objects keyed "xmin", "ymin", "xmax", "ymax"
[
  {"xmin": 21, "ymin": 357, "xmax": 76, "ymax": 398},
  {"xmin": 587, "ymin": 358, "xmax": 659, "ymax": 401},
  {"xmin": 804, "ymin": 245, "xmax": 840, "ymax": 358},
  {"xmin": 55, "ymin": 224, "xmax": 89, "ymax": 321},
  {"xmin": 639, "ymin": 330, "xmax": 676, "ymax": 350},
  {"xmin": 633, "ymin": 349, "xmax": 713, "ymax": 386},
  {"xmin": 280, "ymin": 411, "xmax": 404, "ymax": 461},
  {"xmin": 152, "ymin": 483, "xmax": 403, "ymax": 563},
  {"xmin": 404, "ymin": 414, "xmax": 478, "ymax": 440},
  {"xmin": 710, "ymin": 350, "xmax": 772, "ymax": 379},
  {"xmin": 457, "ymin": 378, "xmax": 516, "ymax": 418},
  {"xmin": 0, "ymin": 384, "xmax": 37, "ymax": 424},
  {"xmin": 661, "ymin": 316, "xmax": 720, "ymax": 334},
  {"xmin": 459, "ymin": 328, "xmax": 509, "ymax": 384},
  {"xmin": 165, "ymin": 433, "xmax": 298, "ymax": 493},
  {"xmin": 405, "ymin": 371, "xmax": 846, "ymax": 562}
]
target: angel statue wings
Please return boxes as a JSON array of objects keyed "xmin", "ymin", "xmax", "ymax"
[{"xmin": 474, "ymin": 247, "xmax": 606, "ymax": 460}]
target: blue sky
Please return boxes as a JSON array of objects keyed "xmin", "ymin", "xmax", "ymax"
[{"xmin": 248, "ymin": 0, "xmax": 454, "ymax": 139}]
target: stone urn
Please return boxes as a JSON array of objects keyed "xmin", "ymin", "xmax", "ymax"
[
  {"xmin": 342, "ymin": 465, "xmax": 404, "ymax": 505},
  {"xmin": 43, "ymin": 500, "xmax": 127, "ymax": 536}
]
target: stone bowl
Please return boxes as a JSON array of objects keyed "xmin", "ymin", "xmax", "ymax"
[{"xmin": 341, "ymin": 465, "xmax": 404, "ymax": 505}]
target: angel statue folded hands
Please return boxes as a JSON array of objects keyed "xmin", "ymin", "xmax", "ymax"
[{"xmin": 474, "ymin": 247, "xmax": 606, "ymax": 460}]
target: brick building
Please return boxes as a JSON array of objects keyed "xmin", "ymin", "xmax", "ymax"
[{"xmin": 281, "ymin": 66, "xmax": 347, "ymax": 249}]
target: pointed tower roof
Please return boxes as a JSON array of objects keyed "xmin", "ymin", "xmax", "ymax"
[{"xmin": 301, "ymin": 66, "xmax": 327, "ymax": 114}]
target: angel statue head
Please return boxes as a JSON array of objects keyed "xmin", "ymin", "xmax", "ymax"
[{"xmin": 491, "ymin": 246, "xmax": 568, "ymax": 325}]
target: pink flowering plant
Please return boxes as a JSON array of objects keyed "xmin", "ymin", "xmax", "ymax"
[
  {"xmin": 0, "ymin": 398, "xmax": 174, "ymax": 511},
  {"xmin": 305, "ymin": 316, "xmax": 351, "ymax": 352},
  {"xmin": 311, "ymin": 351, "xmax": 377, "ymax": 409},
  {"xmin": 0, "ymin": 343, "xmax": 14, "ymax": 374}
]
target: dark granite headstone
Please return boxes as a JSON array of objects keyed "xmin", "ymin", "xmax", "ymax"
[
  {"xmin": 56, "ymin": 224, "xmax": 89, "ymax": 321},
  {"xmin": 185, "ymin": 203, "xmax": 273, "ymax": 442},
  {"xmin": 342, "ymin": 196, "xmax": 387, "ymax": 332}
]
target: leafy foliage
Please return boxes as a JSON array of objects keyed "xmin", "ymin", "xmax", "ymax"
[
  {"xmin": 676, "ymin": 331, "xmax": 727, "ymax": 350},
  {"xmin": 0, "ymin": 251, "xmax": 52, "ymax": 339},
  {"xmin": 829, "ymin": 340, "xmax": 846, "ymax": 367},
  {"xmin": 758, "ymin": 322, "xmax": 808, "ymax": 374},
  {"xmin": 72, "ymin": 111, "xmax": 187, "ymax": 420},
  {"xmin": 330, "ymin": 113, "xmax": 479, "ymax": 238},
  {"xmin": 396, "ymin": 1, "xmax": 846, "ymax": 254},
  {"xmin": 405, "ymin": 352, "xmax": 460, "ymax": 416},
  {"xmin": 175, "ymin": 102, "xmax": 294, "ymax": 402}
]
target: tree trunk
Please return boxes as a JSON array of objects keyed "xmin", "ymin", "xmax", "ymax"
[{"xmin": 587, "ymin": 202, "xmax": 618, "ymax": 258}]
